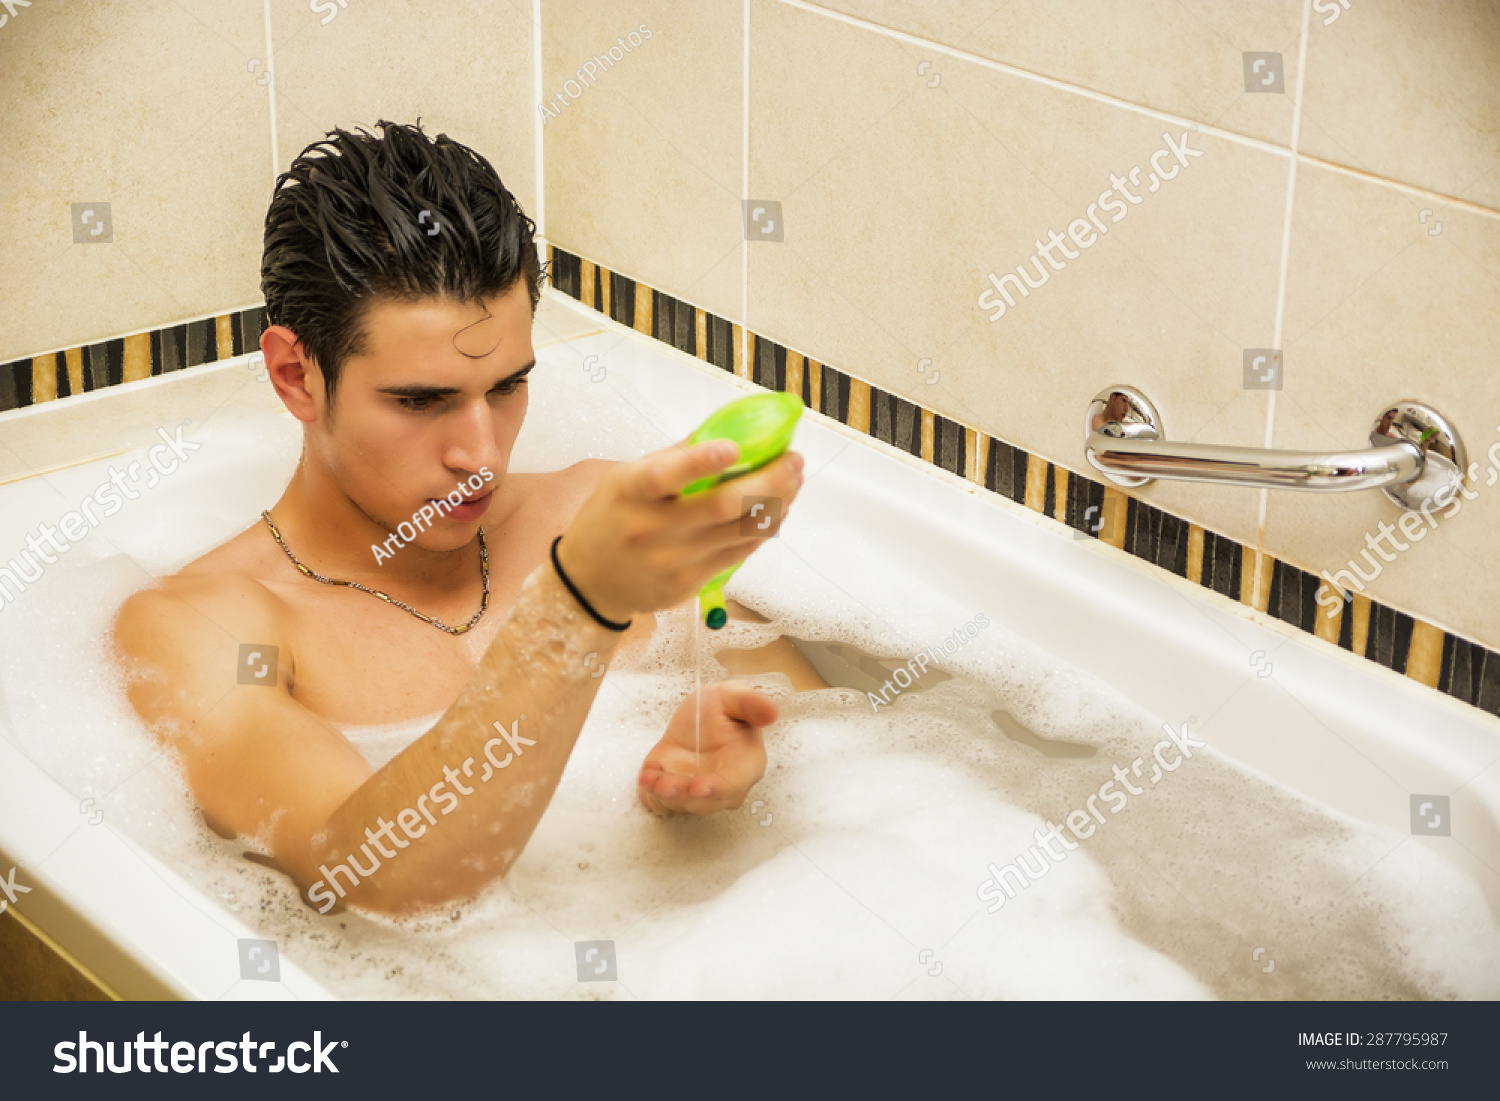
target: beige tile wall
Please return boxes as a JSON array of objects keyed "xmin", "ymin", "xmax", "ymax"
[
  {"xmin": 0, "ymin": 0, "xmax": 269, "ymax": 362},
  {"xmin": 542, "ymin": 0, "xmax": 1500, "ymax": 653},
  {"xmin": 0, "ymin": 0, "xmax": 536, "ymax": 365},
  {"xmin": 541, "ymin": 0, "xmax": 743, "ymax": 324}
]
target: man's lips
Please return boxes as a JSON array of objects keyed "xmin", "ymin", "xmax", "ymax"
[{"xmin": 431, "ymin": 491, "xmax": 492, "ymax": 520}]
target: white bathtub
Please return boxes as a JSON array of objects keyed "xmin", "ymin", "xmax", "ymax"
[{"xmin": 1, "ymin": 289, "xmax": 1496, "ymax": 1000}]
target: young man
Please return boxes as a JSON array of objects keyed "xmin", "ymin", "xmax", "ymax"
[{"xmin": 111, "ymin": 120, "xmax": 812, "ymax": 919}]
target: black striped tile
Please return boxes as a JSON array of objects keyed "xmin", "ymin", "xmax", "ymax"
[
  {"xmin": 818, "ymin": 364, "xmax": 850, "ymax": 424},
  {"xmin": 1269, "ymin": 559, "xmax": 1321, "ymax": 635},
  {"xmin": 985, "ymin": 437, "xmax": 1029, "ymax": 504},
  {"xmin": 609, "ymin": 271, "xmax": 635, "ymax": 327},
  {"xmin": 1, "ymin": 359, "xmax": 32, "ymax": 411},
  {"xmin": 1200, "ymin": 529, "xmax": 1241, "ymax": 600},
  {"xmin": 934, "ymin": 413, "xmax": 965, "ymax": 476},
  {"xmin": 1477, "ymin": 650, "xmax": 1500, "ymax": 715}
]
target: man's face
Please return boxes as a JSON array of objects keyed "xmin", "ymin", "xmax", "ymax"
[{"xmin": 309, "ymin": 279, "xmax": 535, "ymax": 551}]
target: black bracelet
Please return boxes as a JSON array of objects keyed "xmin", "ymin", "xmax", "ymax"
[{"xmin": 550, "ymin": 535, "xmax": 632, "ymax": 632}]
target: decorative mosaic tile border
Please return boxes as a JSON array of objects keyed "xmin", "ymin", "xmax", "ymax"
[
  {"xmin": 0, "ymin": 308, "xmax": 267, "ymax": 409},
  {"xmin": 3, "ymin": 255, "xmax": 1495, "ymax": 720},
  {"xmin": 547, "ymin": 244, "xmax": 1500, "ymax": 721}
]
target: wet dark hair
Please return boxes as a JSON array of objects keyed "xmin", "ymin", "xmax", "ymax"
[{"xmin": 260, "ymin": 118, "xmax": 543, "ymax": 412}]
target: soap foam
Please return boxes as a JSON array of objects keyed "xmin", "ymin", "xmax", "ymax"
[{"xmin": 1, "ymin": 357, "xmax": 1496, "ymax": 1000}]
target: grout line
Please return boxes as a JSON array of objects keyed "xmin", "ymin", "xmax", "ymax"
[
  {"xmin": 1298, "ymin": 154, "xmax": 1500, "ymax": 222},
  {"xmin": 533, "ymin": 0, "xmax": 545, "ymax": 243},
  {"xmin": 262, "ymin": 0, "xmax": 279, "ymax": 183},
  {"xmin": 775, "ymin": 0, "xmax": 1294, "ymax": 159},
  {"xmin": 1255, "ymin": 0, "xmax": 1313, "ymax": 611},
  {"xmin": 776, "ymin": 0, "xmax": 1500, "ymax": 222},
  {"xmin": 0, "ymin": 449, "xmax": 132, "ymax": 487}
]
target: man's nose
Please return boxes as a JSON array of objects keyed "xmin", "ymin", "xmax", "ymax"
[{"xmin": 444, "ymin": 399, "xmax": 504, "ymax": 478}]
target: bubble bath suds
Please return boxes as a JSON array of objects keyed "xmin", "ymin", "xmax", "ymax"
[{"xmin": 2, "ymin": 362, "xmax": 1497, "ymax": 1000}]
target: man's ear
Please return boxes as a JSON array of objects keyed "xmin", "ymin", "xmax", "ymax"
[{"xmin": 261, "ymin": 325, "xmax": 326, "ymax": 423}]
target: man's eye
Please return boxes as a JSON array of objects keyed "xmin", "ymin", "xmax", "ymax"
[
  {"xmin": 398, "ymin": 396, "xmax": 438, "ymax": 412},
  {"xmin": 494, "ymin": 377, "xmax": 529, "ymax": 396}
]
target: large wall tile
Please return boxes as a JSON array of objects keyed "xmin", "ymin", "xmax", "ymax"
[
  {"xmin": 1299, "ymin": 0, "xmax": 1500, "ymax": 209},
  {"xmin": 819, "ymin": 0, "xmax": 1305, "ymax": 148},
  {"xmin": 0, "ymin": 0, "xmax": 270, "ymax": 364},
  {"xmin": 1268, "ymin": 161, "xmax": 1500, "ymax": 649},
  {"xmin": 270, "ymin": 0, "xmax": 536, "ymax": 223},
  {"xmin": 749, "ymin": 0, "xmax": 1287, "ymax": 545},
  {"xmin": 542, "ymin": 0, "xmax": 742, "ymax": 324}
]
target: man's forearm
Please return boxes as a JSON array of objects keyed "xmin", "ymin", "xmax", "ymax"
[{"xmin": 304, "ymin": 557, "xmax": 626, "ymax": 915}]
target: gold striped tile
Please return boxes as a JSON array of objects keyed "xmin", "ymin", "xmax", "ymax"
[
  {"xmin": 1313, "ymin": 579, "xmax": 1343, "ymax": 645},
  {"xmin": 600, "ymin": 267, "xmax": 613, "ymax": 318},
  {"xmin": 633, "ymin": 280, "xmax": 653, "ymax": 335},
  {"xmin": 920, "ymin": 407, "xmax": 935, "ymax": 463},
  {"xmin": 580, "ymin": 258, "xmax": 596, "ymax": 309},
  {"xmin": 1405, "ymin": 620, "xmax": 1444, "ymax": 687},
  {"xmin": 966, "ymin": 428, "xmax": 984, "ymax": 484},
  {"xmin": 1052, "ymin": 466, "xmax": 1069, "ymax": 523},
  {"xmin": 1101, "ymin": 487, "xmax": 1129, "ymax": 549},
  {"xmin": 1350, "ymin": 592, "xmax": 1372, "ymax": 657},
  {"xmin": 847, "ymin": 376, "xmax": 871, "ymax": 435},
  {"xmin": 1186, "ymin": 525, "xmax": 1205, "ymax": 586},
  {"xmin": 31, "ymin": 353, "xmax": 58, "ymax": 403},
  {"xmin": 64, "ymin": 347, "xmax": 85, "ymax": 396},
  {"xmin": 695, "ymin": 308, "xmax": 707, "ymax": 362},
  {"xmin": 808, "ymin": 358, "xmax": 822, "ymax": 412},
  {"xmin": 1023, "ymin": 455, "xmax": 1048, "ymax": 512},
  {"xmin": 216, "ymin": 315, "xmax": 234, "ymax": 361},
  {"xmin": 123, "ymin": 333, "xmax": 152, "ymax": 383},
  {"xmin": 1240, "ymin": 546, "xmax": 1262, "ymax": 609},
  {"xmin": 732, "ymin": 323, "xmax": 746, "ymax": 379}
]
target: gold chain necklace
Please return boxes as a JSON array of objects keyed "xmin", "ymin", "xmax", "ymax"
[{"xmin": 260, "ymin": 510, "xmax": 489, "ymax": 635}]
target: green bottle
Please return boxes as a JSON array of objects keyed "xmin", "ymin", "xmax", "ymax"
[{"xmin": 680, "ymin": 391, "xmax": 803, "ymax": 629}]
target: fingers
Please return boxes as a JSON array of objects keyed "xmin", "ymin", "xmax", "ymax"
[
  {"xmin": 638, "ymin": 772, "xmax": 740, "ymax": 817},
  {"xmin": 713, "ymin": 680, "xmax": 780, "ymax": 729},
  {"xmin": 630, "ymin": 438, "xmax": 742, "ymax": 501}
]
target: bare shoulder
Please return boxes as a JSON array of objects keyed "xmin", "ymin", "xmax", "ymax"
[
  {"xmin": 111, "ymin": 527, "xmax": 292, "ymax": 704},
  {"xmin": 566, "ymin": 456, "xmax": 616, "ymax": 492},
  {"xmin": 550, "ymin": 457, "xmax": 617, "ymax": 522}
]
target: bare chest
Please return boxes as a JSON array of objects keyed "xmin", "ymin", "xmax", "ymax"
[{"xmin": 278, "ymin": 553, "xmax": 534, "ymax": 725}]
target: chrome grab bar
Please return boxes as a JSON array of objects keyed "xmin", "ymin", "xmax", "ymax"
[{"xmin": 1083, "ymin": 386, "xmax": 1467, "ymax": 511}]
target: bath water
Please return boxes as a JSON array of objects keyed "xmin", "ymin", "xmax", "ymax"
[{"xmin": 1, "ymin": 362, "xmax": 1497, "ymax": 1000}]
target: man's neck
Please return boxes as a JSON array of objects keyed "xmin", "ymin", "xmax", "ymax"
[{"xmin": 266, "ymin": 461, "xmax": 515, "ymax": 592}]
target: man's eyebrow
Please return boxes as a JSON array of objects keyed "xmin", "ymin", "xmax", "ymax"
[{"xmin": 376, "ymin": 359, "xmax": 537, "ymax": 399}]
